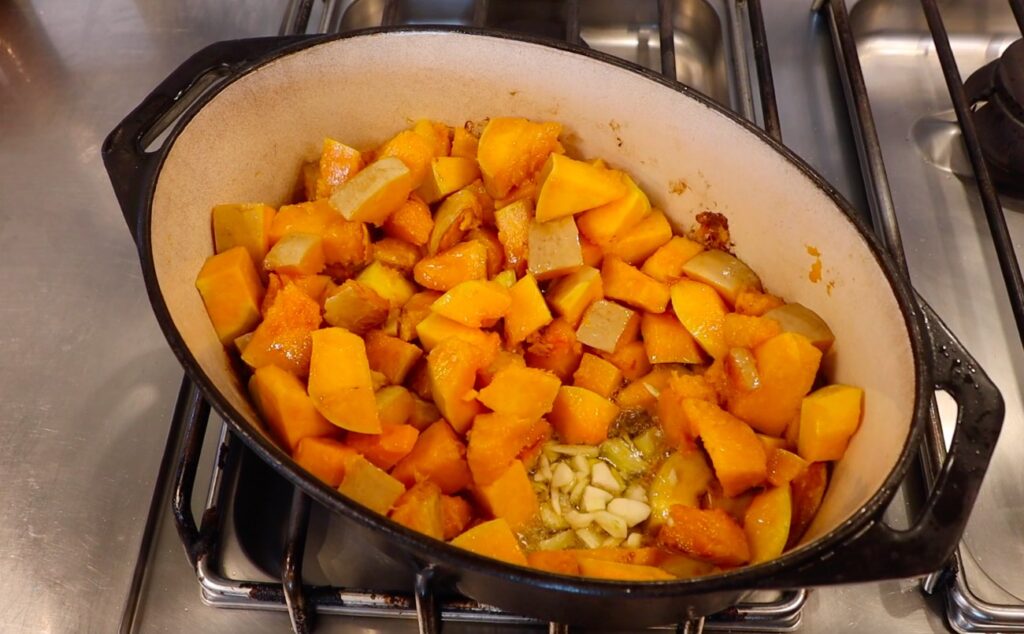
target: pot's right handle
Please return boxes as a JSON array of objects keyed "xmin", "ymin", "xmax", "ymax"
[
  {"xmin": 763, "ymin": 300, "xmax": 1003, "ymax": 587},
  {"xmin": 101, "ymin": 35, "xmax": 318, "ymax": 244}
]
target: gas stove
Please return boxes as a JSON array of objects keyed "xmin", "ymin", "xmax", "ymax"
[{"xmin": 3, "ymin": 0, "xmax": 1018, "ymax": 632}]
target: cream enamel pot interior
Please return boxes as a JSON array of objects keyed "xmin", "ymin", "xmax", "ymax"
[{"xmin": 102, "ymin": 29, "xmax": 1003, "ymax": 627}]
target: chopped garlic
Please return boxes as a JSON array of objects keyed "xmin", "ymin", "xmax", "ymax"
[
  {"xmin": 624, "ymin": 484, "xmax": 648, "ymax": 503},
  {"xmin": 569, "ymin": 476, "xmax": 589, "ymax": 504},
  {"xmin": 540, "ymin": 504, "xmax": 568, "ymax": 530},
  {"xmin": 549, "ymin": 444, "xmax": 600, "ymax": 457},
  {"xmin": 607, "ymin": 498, "xmax": 651, "ymax": 527},
  {"xmin": 601, "ymin": 535, "xmax": 624, "ymax": 548},
  {"xmin": 575, "ymin": 527, "xmax": 604, "ymax": 549},
  {"xmin": 582, "ymin": 485, "xmax": 614, "ymax": 512},
  {"xmin": 551, "ymin": 462, "xmax": 574, "ymax": 490},
  {"xmin": 571, "ymin": 454, "xmax": 590, "ymax": 475},
  {"xmin": 625, "ymin": 532, "xmax": 644, "ymax": 548},
  {"xmin": 642, "ymin": 382, "xmax": 660, "ymax": 398},
  {"xmin": 594, "ymin": 510, "xmax": 628, "ymax": 539},
  {"xmin": 539, "ymin": 529, "xmax": 577, "ymax": 551},
  {"xmin": 565, "ymin": 510, "xmax": 595, "ymax": 529},
  {"xmin": 591, "ymin": 461, "xmax": 624, "ymax": 493}
]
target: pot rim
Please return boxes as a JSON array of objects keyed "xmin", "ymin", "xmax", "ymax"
[{"xmin": 135, "ymin": 26, "xmax": 931, "ymax": 597}]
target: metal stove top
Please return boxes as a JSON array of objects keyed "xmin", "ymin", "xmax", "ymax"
[{"xmin": 1, "ymin": 0, "xmax": 1021, "ymax": 632}]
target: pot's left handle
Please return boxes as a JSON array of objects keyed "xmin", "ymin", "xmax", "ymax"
[{"xmin": 101, "ymin": 35, "xmax": 318, "ymax": 244}]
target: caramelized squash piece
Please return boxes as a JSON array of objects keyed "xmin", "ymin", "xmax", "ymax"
[
  {"xmin": 365, "ymin": 330, "xmax": 423, "ymax": 385},
  {"xmin": 648, "ymin": 446, "xmax": 714, "ymax": 526},
  {"xmin": 242, "ymin": 284, "xmax": 321, "ymax": 378},
  {"xmin": 441, "ymin": 494, "xmax": 474, "ymax": 540},
  {"xmin": 315, "ymin": 138, "xmax": 364, "ymax": 199},
  {"xmin": 494, "ymin": 199, "xmax": 532, "ymax": 276},
  {"xmin": 657, "ymin": 505, "xmax": 750, "ymax": 567},
  {"xmin": 249, "ymin": 365, "xmax": 335, "ymax": 452},
  {"xmin": 196, "ymin": 246, "xmax": 265, "ymax": 345},
  {"xmin": 524, "ymin": 318, "xmax": 583, "ymax": 382},
  {"xmin": 602, "ymin": 340, "xmax": 651, "ymax": 383},
  {"xmin": 467, "ymin": 412, "xmax": 546, "ymax": 485},
  {"xmin": 477, "ymin": 117, "xmax": 562, "ymax": 198},
  {"xmin": 390, "ymin": 481, "xmax": 444, "ymax": 539},
  {"xmin": 399, "ymin": 290, "xmax": 442, "ymax": 342},
  {"xmin": 450, "ymin": 518, "xmax": 528, "ymax": 566},
  {"xmin": 321, "ymin": 217, "xmax": 372, "ymax": 273},
  {"xmin": 212, "ymin": 203, "xmax": 275, "ymax": 263},
  {"xmin": 383, "ymin": 196, "xmax": 434, "ymax": 246},
  {"xmin": 413, "ymin": 241, "xmax": 488, "ymax": 291},
  {"xmin": 534, "ymin": 154, "xmax": 627, "ymax": 222},
  {"xmin": 427, "ymin": 188, "xmax": 483, "ymax": 255},
  {"xmin": 392, "ymin": 420, "xmax": 471, "ymax": 494},
  {"xmin": 293, "ymin": 437, "xmax": 357, "ymax": 487}
]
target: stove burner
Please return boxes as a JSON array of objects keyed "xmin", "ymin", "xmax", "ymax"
[{"xmin": 965, "ymin": 38, "xmax": 1024, "ymax": 197}]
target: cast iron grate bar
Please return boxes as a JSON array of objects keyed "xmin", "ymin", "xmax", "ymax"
[
  {"xmin": 1012, "ymin": 0, "xmax": 1024, "ymax": 35},
  {"xmin": 744, "ymin": 0, "xmax": 781, "ymax": 142},
  {"xmin": 657, "ymin": 0, "xmax": 676, "ymax": 79},
  {"xmin": 565, "ymin": 0, "xmax": 580, "ymax": 46}
]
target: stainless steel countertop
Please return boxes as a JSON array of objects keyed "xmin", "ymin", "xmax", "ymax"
[{"xmin": 0, "ymin": 0, "xmax": 1006, "ymax": 632}]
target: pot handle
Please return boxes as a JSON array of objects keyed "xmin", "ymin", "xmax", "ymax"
[
  {"xmin": 760, "ymin": 300, "xmax": 1003, "ymax": 587},
  {"xmin": 101, "ymin": 35, "xmax": 319, "ymax": 243}
]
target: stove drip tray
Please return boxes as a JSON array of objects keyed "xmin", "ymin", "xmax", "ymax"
[{"xmin": 964, "ymin": 38, "xmax": 1024, "ymax": 197}]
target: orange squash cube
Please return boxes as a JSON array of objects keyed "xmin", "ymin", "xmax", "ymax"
[
  {"xmin": 797, "ymin": 384, "xmax": 864, "ymax": 462},
  {"xmin": 656, "ymin": 374, "xmax": 716, "ymax": 447},
  {"xmin": 534, "ymin": 154, "xmax": 628, "ymax": 222},
  {"xmin": 427, "ymin": 188, "xmax": 484, "ymax": 255},
  {"xmin": 580, "ymin": 237, "xmax": 604, "ymax": 268},
  {"xmin": 723, "ymin": 313, "xmax": 782, "ymax": 349},
  {"xmin": 415, "ymin": 312, "xmax": 500, "ymax": 361},
  {"xmin": 365, "ymin": 330, "xmax": 423, "ymax": 385},
  {"xmin": 640, "ymin": 312, "xmax": 703, "ymax": 366},
  {"xmin": 547, "ymin": 265, "xmax": 603, "ymax": 327},
  {"xmin": 504, "ymin": 273, "xmax": 553, "ymax": 346},
  {"xmin": 450, "ymin": 518, "xmax": 528, "ymax": 566},
  {"xmin": 727, "ymin": 332, "xmax": 823, "ymax": 436},
  {"xmin": 293, "ymin": 437, "xmax": 357, "ymax": 487},
  {"xmin": 348, "ymin": 421, "xmax": 420, "ymax": 470},
  {"xmin": 767, "ymin": 448, "xmax": 809, "ymax": 486},
  {"xmin": 356, "ymin": 261, "xmax": 415, "ymax": 308},
  {"xmin": 601, "ymin": 339, "xmax": 651, "ymax": 383},
  {"xmin": 573, "ymin": 352, "xmax": 623, "ymax": 398},
  {"xmin": 249, "ymin": 365, "xmax": 336, "ymax": 452},
  {"xmin": 451, "ymin": 126, "xmax": 478, "ymax": 160},
  {"xmin": 195, "ymin": 246, "xmax": 265, "ymax": 345},
  {"xmin": 337, "ymin": 454, "xmax": 406, "ymax": 515},
  {"xmin": 307, "ymin": 327, "xmax": 381, "ymax": 434},
  {"xmin": 477, "ymin": 366, "xmax": 561, "ymax": 420},
  {"xmin": 474, "ymin": 460, "xmax": 539, "ymax": 530},
  {"xmin": 494, "ymin": 199, "xmax": 532, "ymax": 276},
  {"xmin": 412, "ymin": 119, "xmax": 452, "ymax": 157},
  {"xmin": 477, "ymin": 117, "xmax": 562, "ymax": 198},
  {"xmin": 321, "ymin": 217, "xmax": 372, "ymax": 273},
  {"xmin": 264, "ymin": 232, "xmax": 325, "ymax": 275},
  {"xmin": 527, "ymin": 216, "xmax": 584, "ymax": 280},
  {"xmin": 413, "ymin": 241, "xmax": 488, "ymax": 291},
  {"xmin": 389, "ymin": 481, "xmax": 445, "ymax": 539},
  {"xmin": 399, "ymin": 290, "xmax": 442, "ymax": 341},
  {"xmin": 575, "ymin": 299, "xmax": 639, "ymax": 354},
  {"xmin": 744, "ymin": 485, "xmax": 792, "ymax": 564},
  {"xmin": 372, "ymin": 237, "xmax": 420, "ymax": 273},
  {"xmin": 441, "ymin": 494, "xmax": 474, "ymax": 540},
  {"xmin": 392, "ymin": 420, "xmax": 472, "ymax": 494},
  {"xmin": 315, "ymin": 138, "xmax": 364, "ymax": 199},
  {"xmin": 279, "ymin": 273, "xmax": 330, "ymax": 304},
  {"xmin": 374, "ymin": 385, "xmax": 416, "ymax": 426},
  {"xmin": 576, "ymin": 173, "xmax": 651, "ymax": 245},
  {"xmin": 478, "ymin": 350, "xmax": 527, "ymax": 387},
  {"xmin": 658, "ymin": 505, "xmax": 751, "ymax": 566},
  {"xmin": 212, "ymin": 203, "xmax": 276, "ymax": 263},
  {"xmin": 603, "ymin": 209, "xmax": 673, "ymax": 264},
  {"xmin": 549, "ymin": 385, "xmax": 619, "ymax": 445},
  {"xmin": 431, "ymin": 280, "xmax": 511, "ymax": 328},
  {"xmin": 670, "ymin": 279, "xmax": 728, "ymax": 359},
  {"xmin": 602, "ymin": 257, "xmax": 670, "ymax": 313},
  {"xmin": 468, "ymin": 412, "xmax": 551, "ymax": 486},
  {"xmin": 640, "ymin": 236, "xmax": 704, "ymax": 282},
  {"xmin": 383, "ymin": 196, "xmax": 434, "ymax": 247},
  {"xmin": 330, "ymin": 157, "xmax": 413, "ymax": 225},
  {"xmin": 758, "ymin": 433, "xmax": 790, "ymax": 454},
  {"xmin": 426, "ymin": 337, "xmax": 487, "ymax": 434},
  {"xmin": 376, "ymin": 129, "xmax": 435, "ymax": 188},
  {"xmin": 418, "ymin": 157, "xmax": 481, "ymax": 204},
  {"xmin": 685, "ymin": 399, "xmax": 767, "ymax": 497},
  {"xmin": 734, "ymin": 289, "xmax": 785, "ymax": 316},
  {"xmin": 524, "ymin": 318, "xmax": 583, "ymax": 381},
  {"xmin": 323, "ymin": 279, "xmax": 388, "ymax": 335},
  {"xmin": 468, "ymin": 228, "xmax": 505, "ymax": 278},
  {"xmin": 577, "ymin": 559, "xmax": 675, "ymax": 581},
  {"xmin": 269, "ymin": 199, "xmax": 337, "ymax": 244},
  {"xmin": 241, "ymin": 284, "xmax": 321, "ymax": 377}
]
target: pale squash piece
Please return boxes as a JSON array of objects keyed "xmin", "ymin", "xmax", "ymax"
[
  {"xmin": 477, "ymin": 366, "xmax": 561, "ymax": 419},
  {"xmin": 649, "ymin": 447, "xmax": 714, "ymax": 526},
  {"xmin": 494, "ymin": 199, "xmax": 532, "ymax": 276},
  {"xmin": 315, "ymin": 138, "xmax": 364, "ymax": 200},
  {"xmin": 767, "ymin": 448, "xmax": 809, "ymax": 486},
  {"xmin": 264, "ymin": 232, "xmax": 325, "ymax": 275},
  {"xmin": 670, "ymin": 279, "xmax": 728, "ymax": 359},
  {"xmin": 376, "ymin": 129, "xmax": 435, "ymax": 188},
  {"xmin": 356, "ymin": 261, "xmax": 416, "ymax": 308},
  {"xmin": 212, "ymin": 203, "xmax": 275, "ymax": 263},
  {"xmin": 604, "ymin": 209, "xmax": 672, "ymax": 264},
  {"xmin": 504, "ymin": 273, "xmax": 553, "ymax": 345},
  {"xmin": 477, "ymin": 117, "xmax": 562, "ymax": 198},
  {"xmin": 763, "ymin": 303, "xmax": 836, "ymax": 352},
  {"xmin": 575, "ymin": 299, "xmax": 639, "ymax": 354},
  {"xmin": 428, "ymin": 188, "xmax": 483, "ymax": 255},
  {"xmin": 307, "ymin": 328, "xmax": 381, "ymax": 434},
  {"xmin": 450, "ymin": 518, "xmax": 528, "ymax": 566},
  {"xmin": 323, "ymin": 279, "xmax": 389, "ymax": 335},
  {"xmin": 576, "ymin": 172, "xmax": 651, "ymax": 245},
  {"xmin": 195, "ymin": 247, "xmax": 264, "ymax": 345},
  {"xmin": 431, "ymin": 280, "xmax": 511, "ymax": 328},
  {"xmin": 577, "ymin": 559, "xmax": 675, "ymax": 581},
  {"xmin": 418, "ymin": 157, "xmax": 481, "ymax": 204},
  {"xmin": 474, "ymin": 460, "xmax": 540, "ymax": 530},
  {"xmin": 641, "ymin": 311, "xmax": 703, "ymax": 364},
  {"xmin": 602, "ymin": 256, "xmax": 670, "ymax": 313},
  {"xmin": 797, "ymin": 384, "xmax": 864, "ymax": 462},
  {"xmin": 640, "ymin": 236, "xmax": 704, "ymax": 282},
  {"xmin": 427, "ymin": 337, "xmax": 487, "ymax": 434},
  {"xmin": 547, "ymin": 266, "xmax": 604, "ymax": 327},
  {"xmin": 681, "ymin": 249, "xmax": 762, "ymax": 306},
  {"xmin": 249, "ymin": 365, "xmax": 335, "ymax": 452},
  {"xmin": 337, "ymin": 454, "xmax": 406, "ymax": 515},
  {"xmin": 527, "ymin": 216, "xmax": 584, "ymax": 281},
  {"xmin": 549, "ymin": 385, "xmax": 619, "ymax": 445},
  {"xmin": 414, "ymin": 241, "xmax": 488, "ymax": 291},
  {"xmin": 534, "ymin": 154, "xmax": 628, "ymax": 222},
  {"xmin": 744, "ymin": 485, "xmax": 792, "ymax": 564},
  {"xmin": 330, "ymin": 157, "xmax": 412, "ymax": 225},
  {"xmin": 572, "ymin": 352, "xmax": 623, "ymax": 398}
]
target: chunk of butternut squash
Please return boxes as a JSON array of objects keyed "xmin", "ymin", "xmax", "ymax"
[
  {"xmin": 572, "ymin": 352, "xmax": 623, "ymax": 398},
  {"xmin": 468, "ymin": 227, "xmax": 505, "ymax": 278},
  {"xmin": 441, "ymin": 494, "xmax": 474, "ymax": 540},
  {"xmin": 494, "ymin": 199, "xmax": 532, "ymax": 276},
  {"xmin": 264, "ymin": 232, "xmax": 325, "ymax": 275},
  {"xmin": 196, "ymin": 246, "xmax": 265, "ymax": 345},
  {"xmin": 670, "ymin": 279, "xmax": 728, "ymax": 359},
  {"xmin": 415, "ymin": 313, "xmax": 500, "ymax": 360},
  {"xmin": 534, "ymin": 154, "xmax": 628, "ymax": 222},
  {"xmin": 431, "ymin": 280, "xmax": 511, "ymax": 328},
  {"xmin": 307, "ymin": 327, "xmax": 381, "ymax": 434},
  {"xmin": 744, "ymin": 485, "xmax": 792, "ymax": 564},
  {"xmin": 576, "ymin": 173, "xmax": 651, "ymax": 245},
  {"xmin": 373, "ymin": 386, "xmax": 416, "ymax": 426},
  {"xmin": 527, "ymin": 216, "xmax": 585, "ymax": 282},
  {"xmin": 477, "ymin": 117, "xmax": 562, "ymax": 199},
  {"xmin": 577, "ymin": 559, "xmax": 675, "ymax": 581},
  {"xmin": 723, "ymin": 313, "xmax": 782, "ymax": 349},
  {"xmin": 547, "ymin": 266, "xmax": 603, "ymax": 327},
  {"xmin": 376, "ymin": 129, "xmax": 434, "ymax": 188},
  {"xmin": 349, "ymin": 422, "xmax": 420, "ymax": 471},
  {"xmin": 293, "ymin": 436, "xmax": 357, "ymax": 487},
  {"xmin": 641, "ymin": 311, "xmax": 704, "ymax": 365},
  {"xmin": 524, "ymin": 318, "xmax": 583, "ymax": 382},
  {"xmin": 575, "ymin": 299, "xmax": 639, "ymax": 354},
  {"xmin": 549, "ymin": 385, "xmax": 619, "ymax": 445},
  {"xmin": 337, "ymin": 454, "xmax": 406, "ymax": 514},
  {"xmin": 504, "ymin": 273, "xmax": 553, "ymax": 346},
  {"xmin": 321, "ymin": 217, "xmax": 372, "ymax": 273},
  {"xmin": 734, "ymin": 289, "xmax": 785, "ymax": 317},
  {"xmin": 418, "ymin": 157, "xmax": 481, "ymax": 204},
  {"xmin": 212, "ymin": 203, "xmax": 275, "ymax": 264},
  {"xmin": 685, "ymin": 399, "xmax": 767, "ymax": 497},
  {"xmin": 601, "ymin": 257, "xmax": 670, "ymax": 313},
  {"xmin": 392, "ymin": 420, "xmax": 471, "ymax": 494},
  {"xmin": 323, "ymin": 279, "xmax": 389, "ymax": 335},
  {"xmin": 602, "ymin": 340, "xmax": 652, "ymax": 383},
  {"xmin": 413, "ymin": 241, "xmax": 488, "ymax": 291},
  {"xmin": 412, "ymin": 119, "xmax": 452, "ymax": 157},
  {"xmin": 383, "ymin": 196, "xmax": 434, "ymax": 247},
  {"xmin": 603, "ymin": 209, "xmax": 673, "ymax": 264},
  {"xmin": 477, "ymin": 366, "xmax": 561, "ymax": 420},
  {"xmin": 269, "ymin": 200, "xmax": 336, "ymax": 244},
  {"xmin": 474, "ymin": 460, "xmax": 539, "ymax": 530},
  {"xmin": 656, "ymin": 374, "xmax": 716, "ymax": 447},
  {"xmin": 788, "ymin": 462, "xmax": 827, "ymax": 548},
  {"xmin": 726, "ymin": 332, "xmax": 823, "ymax": 437},
  {"xmin": 398, "ymin": 290, "xmax": 441, "ymax": 341},
  {"xmin": 315, "ymin": 138, "xmax": 364, "ymax": 200},
  {"xmin": 528, "ymin": 550, "xmax": 580, "ymax": 575},
  {"xmin": 648, "ymin": 446, "xmax": 714, "ymax": 526},
  {"xmin": 356, "ymin": 260, "xmax": 416, "ymax": 308},
  {"xmin": 241, "ymin": 284, "xmax": 321, "ymax": 377},
  {"xmin": 365, "ymin": 330, "xmax": 423, "ymax": 385},
  {"xmin": 427, "ymin": 188, "xmax": 484, "ymax": 255},
  {"xmin": 249, "ymin": 365, "xmax": 335, "ymax": 452},
  {"xmin": 640, "ymin": 236, "xmax": 704, "ymax": 283},
  {"xmin": 330, "ymin": 157, "xmax": 412, "ymax": 225},
  {"xmin": 372, "ymin": 237, "xmax": 420, "ymax": 273},
  {"xmin": 797, "ymin": 384, "xmax": 863, "ymax": 462},
  {"xmin": 467, "ymin": 413, "xmax": 544, "ymax": 485},
  {"xmin": 766, "ymin": 448, "xmax": 808, "ymax": 486},
  {"xmin": 426, "ymin": 337, "xmax": 487, "ymax": 434},
  {"xmin": 389, "ymin": 481, "xmax": 445, "ymax": 539},
  {"xmin": 657, "ymin": 505, "xmax": 750, "ymax": 567},
  {"xmin": 451, "ymin": 126, "xmax": 478, "ymax": 160},
  {"xmin": 450, "ymin": 518, "xmax": 528, "ymax": 566}
]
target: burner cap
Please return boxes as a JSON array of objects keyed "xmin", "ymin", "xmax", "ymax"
[{"xmin": 964, "ymin": 38, "xmax": 1024, "ymax": 195}]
